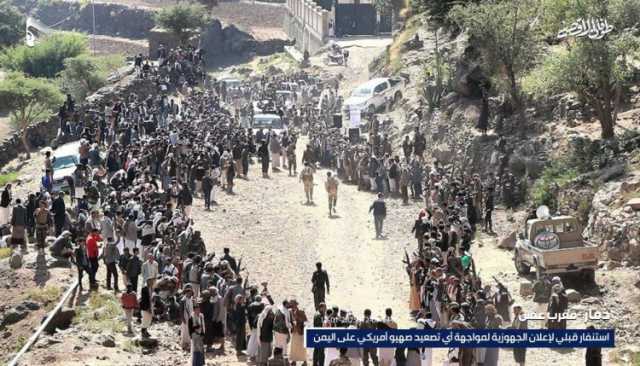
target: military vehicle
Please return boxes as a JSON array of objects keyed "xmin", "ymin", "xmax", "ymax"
[{"xmin": 514, "ymin": 206, "xmax": 599, "ymax": 282}]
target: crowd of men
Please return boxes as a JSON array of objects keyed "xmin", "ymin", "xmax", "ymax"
[{"xmin": 0, "ymin": 40, "xmax": 599, "ymax": 366}]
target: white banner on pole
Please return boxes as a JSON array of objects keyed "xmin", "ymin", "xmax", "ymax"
[{"xmin": 349, "ymin": 107, "xmax": 361, "ymax": 128}]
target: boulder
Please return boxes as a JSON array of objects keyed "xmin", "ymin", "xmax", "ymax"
[
  {"xmin": 44, "ymin": 308, "xmax": 76, "ymax": 333},
  {"xmin": 499, "ymin": 231, "xmax": 517, "ymax": 249},
  {"xmin": 581, "ymin": 297, "xmax": 603, "ymax": 305},
  {"xmin": 519, "ymin": 281, "xmax": 533, "ymax": 297},
  {"xmin": 134, "ymin": 337, "xmax": 159, "ymax": 349},
  {"xmin": 94, "ymin": 334, "xmax": 116, "ymax": 348},
  {"xmin": 9, "ymin": 252, "xmax": 22, "ymax": 269},
  {"xmin": 565, "ymin": 289, "xmax": 581, "ymax": 303},
  {"xmin": 1, "ymin": 308, "xmax": 28, "ymax": 326},
  {"xmin": 607, "ymin": 260, "xmax": 622, "ymax": 270}
]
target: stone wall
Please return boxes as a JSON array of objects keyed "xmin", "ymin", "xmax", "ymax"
[
  {"xmin": 13, "ymin": 0, "xmax": 155, "ymax": 39},
  {"xmin": 149, "ymin": 21, "xmax": 288, "ymax": 63},
  {"xmin": 0, "ymin": 70, "xmax": 156, "ymax": 168},
  {"xmin": 284, "ymin": 0, "xmax": 329, "ymax": 53}
]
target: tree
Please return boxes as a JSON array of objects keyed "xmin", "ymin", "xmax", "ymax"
[
  {"xmin": 0, "ymin": 73, "xmax": 64, "ymax": 158},
  {"xmin": 0, "ymin": 32, "xmax": 87, "ymax": 78},
  {"xmin": 155, "ymin": 4, "xmax": 210, "ymax": 42},
  {"xmin": 0, "ymin": 0, "xmax": 26, "ymax": 48},
  {"xmin": 523, "ymin": 0, "xmax": 640, "ymax": 139},
  {"xmin": 59, "ymin": 54, "xmax": 123, "ymax": 102},
  {"xmin": 450, "ymin": 0, "xmax": 542, "ymax": 118}
]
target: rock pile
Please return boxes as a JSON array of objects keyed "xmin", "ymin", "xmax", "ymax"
[{"xmin": 585, "ymin": 172, "xmax": 640, "ymax": 266}]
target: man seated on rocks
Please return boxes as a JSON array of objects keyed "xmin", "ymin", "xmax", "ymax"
[{"xmin": 49, "ymin": 231, "xmax": 74, "ymax": 264}]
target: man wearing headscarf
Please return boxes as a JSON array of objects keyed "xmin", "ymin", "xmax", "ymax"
[
  {"xmin": 288, "ymin": 299, "xmax": 307, "ymax": 365},
  {"xmin": 180, "ymin": 285, "xmax": 195, "ymax": 350},
  {"xmin": 257, "ymin": 305, "xmax": 275, "ymax": 365},
  {"xmin": 247, "ymin": 295, "xmax": 266, "ymax": 359}
]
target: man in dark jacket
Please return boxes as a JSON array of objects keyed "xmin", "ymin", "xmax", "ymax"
[
  {"xmin": 258, "ymin": 140, "xmax": 270, "ymax": 178},
  {"xmin": 127, "ymin": 247, "xmax": 142, "ymax": 293},
  {"xmin": 119, "ymin": 247, "xmax": 132, "ymax": 291},
  {"xmin": 52, "ymin": 192, "xmax": 67, "ymax": 236},
  {"xmin": 202, "ymin": 174, "xmax": 214, "ymax": 210},
  {"xmin": 10, "ymin": 198, "xmax": 28, "ymax": 251},
  {"xmin": 221, "ymin": 247, "xmax": 238, "ymax": 273},
  {"xmin": 369, "ymin": 193, "xmax": 387, "ymax": 239}
]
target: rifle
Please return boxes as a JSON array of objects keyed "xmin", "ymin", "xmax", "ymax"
[
  {"xmin": 236, "ymin": 255, "xmax": 243, "ymax": 274},
  {"xmin": 403, "ymin": 249, "xmax": 411, "ymax": 275},
  {"xmin": 492, "ymin": 276, "xmax": 508, "ymax": 293}
]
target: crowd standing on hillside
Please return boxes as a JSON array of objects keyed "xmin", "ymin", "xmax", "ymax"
[{"xmin": 0, "ymin": 42, "xmax": 594, "ymax": 366}]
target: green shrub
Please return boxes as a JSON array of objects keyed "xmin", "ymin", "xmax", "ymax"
[
  {"xmin": 59, "ymin": 54, "xmax": 124, "ymax": 101},
  {"xmin": 530, "ymin": 160, "xmax": 577, "ymax": 210},
  {"xmin": 0, "ymin": 172, "xmax": 18, "ymax": 186},
  {"xmin": 155, "ymin": 4, "xmax": 209, "ymax": 42},
  {"xmin": 75, "ymin": 292, "xmax": 125, "ymax": 333},
  {"xmin": 0, "ymin": 0, "xmax": 26, "ymax": 48},
  {"xmin": 0, "ymin": 32, "xmax": 88, "ymax": 78},
  {"xmin": 0, "ymin": 247, "xmax": 12, "ymax": 259}
]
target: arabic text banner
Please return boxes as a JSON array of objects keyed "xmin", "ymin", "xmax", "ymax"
[{"xmin": 305, "ymin": 328, "xmax": 615, "ymax": 349}]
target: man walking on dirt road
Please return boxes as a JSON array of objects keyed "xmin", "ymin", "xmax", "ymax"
[
  {"xmin": 325, "ymin": 172, "xmax": 339, "ymax": 216},
  {"xmin": 300, "ymin": 162, "xmax": 315, "ymax": 204},
  {"xmin": 311, "ymin": 262, "xmax": 330, "ymax": 310},
  {"xmin": 369, "ymin": 193, "xmax": 387, "ymax": 239}
]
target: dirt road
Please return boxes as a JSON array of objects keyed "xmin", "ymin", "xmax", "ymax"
[{"xmin": 190, "ymin": 137, "xmax": 416, "ymax": 325}]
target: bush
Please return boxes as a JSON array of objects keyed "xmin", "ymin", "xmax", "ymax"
[
  {"xmin": 0, "ymin": 172, "xmax": 18, "ymax": 186},
  {"xmin": 59, "ymin": 54, "xmax": 124, "ymax": 101},
  {"xmin": 0, "ymin": 0, "xmax": 26, "ymax": 48},
  {"xmin": 0, "ymin": 247, "xmax": 12, "ymax": 259},
  {"xmin": 530, "ymin": 160, "xmax": 577, "ymax": 210},
  {"xmin": 155, "ymin": 3, "xmax": 210, "ymax": 42},
  {"xmin": 0, "ymin": 32, "xmax": 88, "ymax": 78}
]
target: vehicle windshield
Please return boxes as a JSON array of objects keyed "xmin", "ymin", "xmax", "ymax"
[
  {"xmin": 53, "ymin": 155, "xmax": 78, "ymax": 170},
  {"xmin": 351, "ymin": 86, "xmax": 372, "ymax": 98},
  {"xmin": 253, "ymin": 117, "xmax": 283, "ymax": 129}
]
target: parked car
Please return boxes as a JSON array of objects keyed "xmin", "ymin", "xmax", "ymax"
[
  {"xmin": 51, "ymin": 141, "xmax": 80, "ymax": 193},
  {"xmin": 243, "ymin": 113, "xmax": 285, "ymax": 135},
  {"xmin": 342, "ymin": 77, "xmax": 404, "ymax": 118}
]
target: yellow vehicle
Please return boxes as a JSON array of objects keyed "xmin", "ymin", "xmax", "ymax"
[{"xmin": 514, "ymin": 206, "xmax": 598, "ymax": 282}]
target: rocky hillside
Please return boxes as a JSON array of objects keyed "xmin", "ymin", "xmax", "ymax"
[{"xmin": 369, "ymin": 6, "xmax": 640, "ymax": 266}]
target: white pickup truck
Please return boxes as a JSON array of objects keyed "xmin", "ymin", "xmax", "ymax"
[
  {"xmin": 342, "ymin": 77, "xmax": 404, "ymax": 117},
  {"xmin": 514, "ymin": 213, "xmax": 599, "ymax": 283}
]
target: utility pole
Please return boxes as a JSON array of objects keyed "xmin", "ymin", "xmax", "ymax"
[{"xmin": 91, "ymin": 0, "xmax": 96, "ymax": 55}]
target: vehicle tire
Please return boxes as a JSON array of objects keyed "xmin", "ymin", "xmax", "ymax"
[
  {"xmin": 581, "ymin": 269, "xmax": 596, "ymax": 284},
  {"xmin": 514, "ymin": 252, "xmax": 531, "ymax": 275}
]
